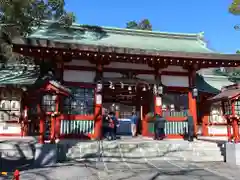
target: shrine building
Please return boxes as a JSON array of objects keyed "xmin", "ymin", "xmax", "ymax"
[{"xmin": 0, "ymin": 20, "xmax": 240, "ymax": 143}]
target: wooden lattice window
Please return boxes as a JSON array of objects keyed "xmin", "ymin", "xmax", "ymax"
[
  {"xmin": 63, "ymin": 87, "xmax": 94, "ymax": 115},
  {"xmin": 234, "ymin": 100, "xmax": 240, "ymax": 115},
  {"xmin": 223, "ymin": 101, "xmax": 232, "ymax": 115},
  {"xmin": 41, "ymin": 94, "xmax": 56, "ymax": 112}
]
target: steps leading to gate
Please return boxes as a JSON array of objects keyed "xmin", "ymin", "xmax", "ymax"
[{"xmin": 65, "ymin": 139, "xmax": 225, "ymax": 162}]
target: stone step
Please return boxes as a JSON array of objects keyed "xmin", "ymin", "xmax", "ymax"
[
  {"xmin": 0, "ymin": 142, "xmax": 35, "ymax": 160},
  {"xmin": 65, "ymin": 140, "xmax": 225, "ymax": 162}
]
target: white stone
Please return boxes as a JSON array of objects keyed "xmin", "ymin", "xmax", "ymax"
[{"xmin": 225, "ymin": 142, "xmax": 240, "ymax": 165}]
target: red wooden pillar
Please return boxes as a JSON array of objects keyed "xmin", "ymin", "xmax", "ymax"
[
  {"xmin": 231, "ymin": 101, "xmax": 239, "ymax": 143},
  {"xmin": 142, "ymin": 102, "xmax": 149, "ymax": 136},
  {"xmin": 50, "ymin": 115, "xmax": 55, "ymax": 142},
  {"xmin": 227, "ymin": 118, "xmax": 232, "ymax": 142},
  {"xmin": 154, "ymin": 68, "xmax": 162, "ymax": 115},
  {"xmin": 232, "ymin": 118, "xmax": 239, "ymax": 143},
  {"xmin": 94, "ymin": 64, "xmax": 103, "ymax": 139},
  {"xmin": 115, "ymin": 105, "xmax": 120, "ymax": 119},
  {"xmin": 154, "ymin": 96, "xmax": 162, "ymax": 115},
  {"xmin": 55, "ymin": 57, "xmax": 64, "ymax": 140},
  {"xmin": 188, "ymin": 68, "xmax": 198, "ymax": 136},
  {"xmin": 200, "ymin": 95, "xmax": 210, "ymax": 136},
  {"xmin": 55, "ymin": 95, "xmax": 61, "ymax": 140},
  {"xmin": 37, "ymin": 104, "xmax": 44, "ymax": 144},
  {"xmin": 21, "ymin": 106, "xmax": 28, "ymax": 137},
  {"xmin": 202, "ymin": 114, "xmax": 209, "ymax": 136},
  {"xmin": 50, "ymin": 95, "xmax": 60, "ymax": 142}
]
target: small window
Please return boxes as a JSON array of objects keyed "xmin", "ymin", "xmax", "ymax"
[{"xmin": 223, "ymin": 101, "xmax": 232, "ymax": 115}]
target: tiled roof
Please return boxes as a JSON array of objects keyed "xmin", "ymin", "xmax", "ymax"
[
  {"xmin": 19, "ymin": 21, "xmax": 213, "ymax": 54},
  {"xmin": 196, "ymin": 74, "xmax": 220, "ymax": 94},
  {"xmin": 0, "ymin": 64, "xmax": 39, "ymax": 85}
]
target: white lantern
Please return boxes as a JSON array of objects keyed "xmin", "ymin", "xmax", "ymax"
[{"xmin": 192, "ymin": 88, "xmax": 198, "ymax": 97}]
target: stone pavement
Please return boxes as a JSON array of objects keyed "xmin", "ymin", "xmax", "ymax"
[
  {"xmin": 0, "ymin": 137, "xmax": 238, "ymax": 179},
  {"xmin": 7, "ymin": 158, "xmax": 239, "ymax": 180}
]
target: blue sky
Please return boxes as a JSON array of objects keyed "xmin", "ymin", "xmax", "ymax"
[{"xmin": 65, "ymin": 0, "xmax": 240, "ymax": 54}]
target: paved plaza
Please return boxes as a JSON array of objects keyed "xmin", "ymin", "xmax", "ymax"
[
  {"xmin": 0, "ymin": 138, "xmax": 239, "ymax": 180},
  {"xmin": 12, "ymin": 159, "xmax": 239, "ymax": 180}
]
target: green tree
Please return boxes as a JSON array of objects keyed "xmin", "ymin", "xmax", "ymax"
[
  {"xmin": 138, "ymin": 19, "xmax": 152, "ymax": 31},
  {"xmin": 126, "ymin": 19, "xmax": 152, "ymax": 31},
  {"xmin": 0, "ymin": 0, "xmax": 76, "ymax": 64},
  {"xmin": 229, "ymin": 0, "xmax": 240, "ymax": 15},
  {"xmin": 126, "ymin": 21, "xmax": 138, "ymax": 29}
]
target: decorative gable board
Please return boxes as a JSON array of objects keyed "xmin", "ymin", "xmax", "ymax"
[{"xmin": 63, "ymin": 70, "xmax": 96, "ymax": 83}]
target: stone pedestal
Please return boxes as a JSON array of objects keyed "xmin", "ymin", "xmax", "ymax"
[
  {"xmin": 225, "ymin": 142, "xmax": 240, "ymax": 165},
  {"xmin": 34, "ymin": 144, "xmax": 57, "ymax": 167}
]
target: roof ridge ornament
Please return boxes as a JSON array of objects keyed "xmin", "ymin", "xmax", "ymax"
[{"xmin": 199, "ymin": 31, "xmax": 204, "ymax": 38}]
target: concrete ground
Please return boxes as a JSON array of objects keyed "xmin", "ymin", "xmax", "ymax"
[
  {"xmin": 3, "ymin": 158, "xmax": 238, "ymax": 180},
  {"xmin": 0, "ymin": 136, "xmax": 238, "ymax": 180}
]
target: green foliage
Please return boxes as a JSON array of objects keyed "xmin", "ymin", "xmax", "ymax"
[
  {"xmin": 237, "ymin": 50, "xmax": 240, "ymax": 53},
  {"xmin": 0, "ymin": 0, "xmax": 76, "ymax": 64},
  {"xmin": 0, "ymin": 0, "xmax": 76, "ymax": 36},
  {"xmin": 138, "ymin": 19, "xmax": 152, "ymax": 31},
  {"xmin": 126, "ymin": 21, "xmax": 138, "ymax": 29},
  {"xmin": 126, "ymin": 19, "xmax": 152, "ymax": 31},
  {"xmin": 229, "ymin": 0, "xmax": 240, "ymax": 15}
]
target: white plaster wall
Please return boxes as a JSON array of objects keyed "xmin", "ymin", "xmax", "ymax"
[
  {"xmin": 208, "ymin": 126, "xmax": 240, "ymax": 136},
  {"xmin": 161, "ymin": 66, "xmax": 188, "ymax": 72},
  {"xmin": 0, "ymin": 123, "xmax": 21, "ymax": 134},
  {"xmin": 208, "ymin": 125, "xmax": 228, "ymax": 135},
  {"xmin": 105, "ymin": 62, "xmax": 152, "ymax": 70},
  {"xmin": 64, "ymin": 59, "xmax": 95, "ymax": 67},
  {"xmin": 103, "ymin": 72, "xmax": 122, "ymax": 78},
  {"xmin": 137, "ymin": 74, "xmax": 155, "ymax": 81},
  {"xmin": 161, "ymin": 75, "xmax": 189, "ymax": 87},
  {"xmin": 63, "ymin": 70, "xmax": 95, "ymax": 83}
]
